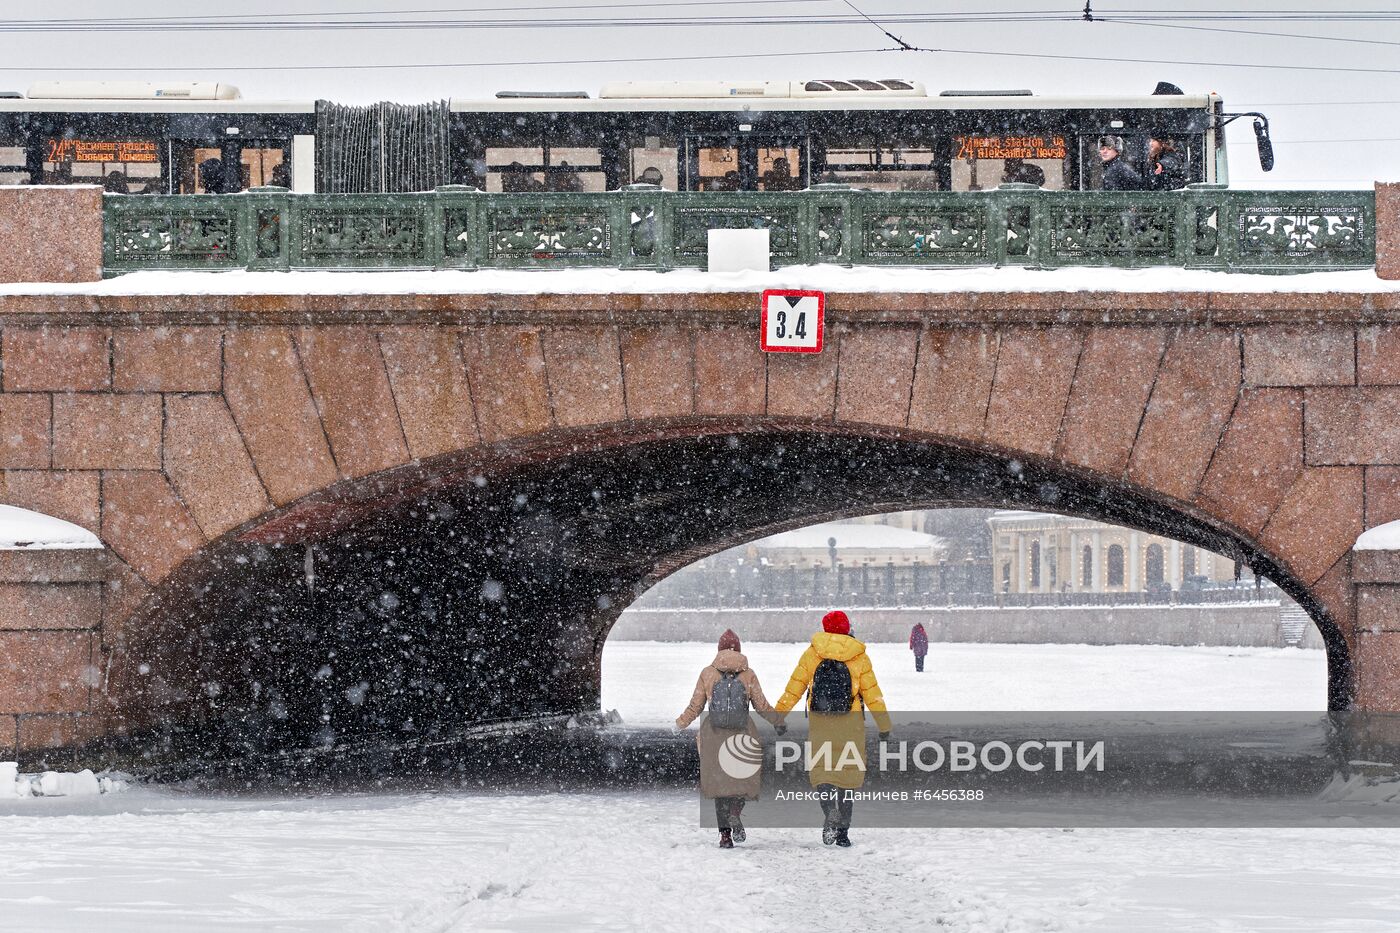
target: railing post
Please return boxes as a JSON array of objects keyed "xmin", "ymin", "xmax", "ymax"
[
  {"xmin": 1379, "ymin": 182, "xmax": 1400, "ymax": 280},
  {"xmin": 986, "ymin": 188, "xmax": 1009, "ymax": 267}
]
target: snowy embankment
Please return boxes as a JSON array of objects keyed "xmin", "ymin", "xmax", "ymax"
[
  {"xmin": 2, "ymin": 265, "xmax": 1399, "ymax": 297},
  {"xmin": 601, "ymin": 640, "xmax": 1329, "ymax": 725}
]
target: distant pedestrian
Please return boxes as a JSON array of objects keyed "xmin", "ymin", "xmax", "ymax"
[
  {"xmin": 675, "ymin": 629, "xmax": 783, "ymax": 849},
  {"xmin": 909, "ymin": 623, "xmax": 929, "ymax": 672},
  {"xmin": 1097, "ymin": 136, "xmax": 1143, "ymax": 191},
  {"xmin": 775, "ymin": 610, "xmax": 892, "ymax": 848}
]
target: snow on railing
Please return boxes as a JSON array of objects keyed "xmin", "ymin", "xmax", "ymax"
[
  {"xmin": 101, "ymin": 186, "xmax": 1377, "ymax": 276},
  {"xmin": 0, "ymin": 762, "xmax": 129, "ymax": 799}
]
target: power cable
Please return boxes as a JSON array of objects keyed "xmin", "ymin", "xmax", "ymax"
[
  {"xmin": 4, "ymin": 41, "xmax": 1396, "ymax": 74},
  {"xmin": 840, "ymin": 0, "xmax": 916, "ymax": 50},
  {"xmin": 1106, "ymin": 18, "xmax": 1400, "ymax": 48},
  {"xmin": 0, "ymin": 47, "xmax": 899, "ymax": 72},
  {"xmin": 893, "ymin": 43, "xmax": 1400, "ymax": 76}
]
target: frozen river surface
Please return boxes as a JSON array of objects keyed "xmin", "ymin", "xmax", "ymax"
[{"xmin": 8, "ymin": 641, "xmax": 1394, "ymax": 933}]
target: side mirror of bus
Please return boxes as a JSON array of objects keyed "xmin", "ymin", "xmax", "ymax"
[{"xmin": 1253, "ymin": 119, "xmax": 1274, "ymax": 172}]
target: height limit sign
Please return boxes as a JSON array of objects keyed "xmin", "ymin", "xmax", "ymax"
[{"xmin": 760, "ymin": 289, "xmax": 825, "ymax": 353}]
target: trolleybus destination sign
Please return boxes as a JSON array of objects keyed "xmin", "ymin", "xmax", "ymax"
[
  {"xmin": 954, "ymin": 135, "xmax": 1067, "ymax": 161},
  {"xmin": 760, "ymin": 289, "xmax": 825, "ymax": 353}
]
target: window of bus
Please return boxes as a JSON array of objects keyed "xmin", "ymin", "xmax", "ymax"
[
  {"xmin": 817, "ymin": 143, "xmax": 939, "ymax": 191},
  {"xmin": 240, "ymin": 144, "xmax": 289, "ymax": 189},
  {"xmin": 173, "ymin": 143, "xmax": 288, "ymax": 194},
  {"xmin": 0, "ymin": 144, "xmax": 28, "ymax": 185},
  {"xmin": 950, "ymin": 134, "xmax": 1068, "ymax": 191},
  {"xmin": 629, "ymin": 139, "xmax": 678, "ymax": 190},
  {"xmin": 1079, "ymin": 134, "xmax": 1202, "ymax": 191},
  {"xmin": 692, "ymin": 143, "xmax": 741, "ymax": 191},
  {"xmin": 484, "ymin": 145, "xmax": 604, "ymax": 193},
  {"xmin": 43, "ymin": 137, "xmax": 164, "ymax": 193},
  {"xmin": 757, "ymin": 145, "xmax": 802, "ymax": 191}
]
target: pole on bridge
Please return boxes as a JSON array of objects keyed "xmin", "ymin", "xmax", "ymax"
[
  {"xmin": 0, "ymin": 186, "xmax": 102, "ymax": 284},
  {"xmin": 1378, "ymin": 182, "xmax": 1400, "ymax": 281}
]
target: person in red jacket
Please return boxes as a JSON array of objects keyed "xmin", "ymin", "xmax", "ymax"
[{"xmin": 909, "ymin": 623, "xmax": 929, "ymax": 672}]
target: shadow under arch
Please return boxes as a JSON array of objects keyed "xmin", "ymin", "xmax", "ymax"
[{"xmin": 114, "ymin": 417, "xmax": 1349, "ymax": 764}]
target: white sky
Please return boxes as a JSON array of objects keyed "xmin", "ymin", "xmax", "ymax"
[{"xmin": 2, "ymin": 1, "xmax": 1396, "ymax": 189}]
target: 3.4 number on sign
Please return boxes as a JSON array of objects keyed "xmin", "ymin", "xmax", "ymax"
[{"xmin": 760, "ymin": 289, "xmax": 825, "ymax": 353}]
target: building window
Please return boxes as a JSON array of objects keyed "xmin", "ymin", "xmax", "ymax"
[
  {"xmin": 1081, "ymin": 545, "xmax": 1093, "ymax": 588},
  {"xmin": 1146, "ymin": 543, "xmax": 1165, "ymax": 586},
  {"xmin": 1001, "ymin": 562, "xmax": 1011, "ymax": 591},
  {"xmin": 1182, "ymin": 545, "xmax": 1197, "ymax": 580},
  {"xmin": 1030, "ymin": 541, "xmax": 1041, "ymax": 589},
  {"xmin": 1107, "ymin": 544, "xmax": 1125, "ymax": 587}
]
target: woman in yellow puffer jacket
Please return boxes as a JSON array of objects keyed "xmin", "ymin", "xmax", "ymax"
[{"xmin": 774, "ymin": 610, "xmax": 892, "ymax": 847}]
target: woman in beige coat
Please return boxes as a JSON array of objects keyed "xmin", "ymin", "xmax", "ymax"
[{"xmin": 676, "ymin": 629, "xmax": 783, "ymax": 848}]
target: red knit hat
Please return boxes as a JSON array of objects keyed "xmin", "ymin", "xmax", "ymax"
[
  {"xmin": 821, "ymin": 610, "xmax": 850, "ymax": 635},
  {"xmin": 717, "ymin": 629, "xmax": 741, "ymax": 652}
]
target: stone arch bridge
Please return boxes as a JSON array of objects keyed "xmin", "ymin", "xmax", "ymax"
[{"xmin": 5, "ymin": 284, "xmax": 1400, "ymax": 765}]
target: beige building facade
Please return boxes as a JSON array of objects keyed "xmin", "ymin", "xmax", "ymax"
[{"xmin": 987, "ymin": 511, "xmax": 1241, "ymax": 595}]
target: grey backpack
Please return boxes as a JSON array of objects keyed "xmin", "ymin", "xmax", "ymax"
[{"xmin": 708, "ymin": 670, "xmax": 750, "ymax": 730}]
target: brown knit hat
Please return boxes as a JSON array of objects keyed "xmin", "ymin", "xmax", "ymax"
[{"xmin": 717, "ymin": 629, "xmax": 741, "ymax": 652}]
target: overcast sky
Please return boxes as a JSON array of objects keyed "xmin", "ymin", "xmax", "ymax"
[{"xmin": 2, "ymin": 1, "xmax": 1397, "ymax": 188}]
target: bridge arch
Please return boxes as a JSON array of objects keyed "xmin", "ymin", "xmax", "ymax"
[{"xmin": 106, "ymin": 416, "xmax": 1351, "ymax": 760}]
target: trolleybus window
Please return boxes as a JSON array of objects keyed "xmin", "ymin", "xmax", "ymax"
[
  {"xmin": 757, "ymin": 145, "xmax": 801, "ymax": 191},
  {"xmin": 484, "ymin": 144, "xmax": 604, "ymax": 192},
  {"xmin": 241, "ymin": 144, "xmax": 288, "ymax": 189},
  {"xmin": 629, "ymin": 140, "xmax": 678, "ymax": 190},
  {"xmin": 691, "ymin": 140, "xmax": 741, "ymax": 191},
  {"xmin": 686, "ymin": 136, "xmax": 807, "ymax": 191},
  {"xmin": 816, "ymin": 143, "xmax": 939, "ymax": 191},
  {"xmin": 0, "ymin": 144, "xmax": 28, "ymax": 185}
]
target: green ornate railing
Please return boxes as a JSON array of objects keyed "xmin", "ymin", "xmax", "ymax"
[{"xmin": 102, "ymin": 185, "xmax": 1376, "ymax": 275}]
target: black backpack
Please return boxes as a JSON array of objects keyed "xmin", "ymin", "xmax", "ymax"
[
  {"xmin": 810, "ymin": 659, "xmax": 853, "ymax": 713},
  {"xmin": 708, "ymin": 670, "xmax": 750, "ymax": 730}
]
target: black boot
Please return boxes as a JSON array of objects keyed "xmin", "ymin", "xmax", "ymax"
[
  {"xmin": 819, "ymin": 785, "xmax": 839, "ymax": 845},
  {"xmin": 729, "ymin": 800, "xmax": 746, "ymax": 843},
  {"xmin": 835, "ymin": 828, "xmax": 852, "ymax": 847},
  {"xmin": 719, "ymin": 828, "xmax": 734, "ymax": 849}
]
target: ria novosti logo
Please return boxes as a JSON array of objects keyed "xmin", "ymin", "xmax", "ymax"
[
  {"xmin": 717, "ymin": 733, "xmax": 765, "ymax": 779},
  {"xmin": 716, "ymin": 734, "xmax": 1106, "ymax": 778}
]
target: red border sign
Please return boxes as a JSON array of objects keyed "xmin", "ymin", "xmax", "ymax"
[{"xmin": 760, "ymin": 289, "xmax": 825, "ymax": 354}]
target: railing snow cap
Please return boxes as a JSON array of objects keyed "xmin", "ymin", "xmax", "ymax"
[
  {"xmin": 0, "ymin": 504, "xmax": 102, "ymax": 550},
  {"xmin": 1355, "ymin": 521, "xmax": 1400, "ymax": 551}
]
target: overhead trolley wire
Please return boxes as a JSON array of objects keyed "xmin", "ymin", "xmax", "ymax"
[
  {"xmin": 0, "ymin": 46, "xmax": 900, "ymax": 72},
  {"xmin": 1104, "ymin": 18, "xmax": 1400, "ymax": 48}
]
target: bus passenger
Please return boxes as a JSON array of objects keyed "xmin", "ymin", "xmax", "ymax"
[
  {"xmin": 269, "ymin": 163, "xmax": 292, "ymax": 189},
  {"xmin": 714, "ymin": 170, "xmax": 741, "ymax": 191},
  {"xmin": 103, "ymin": 171, "xmax": 129, "ymax": 194},
  {"xmin": 760, "ymin": 157, "xmax": 799, "ymax": 191},
  {"xmin": 1097, "ymin": 136, "xmax": 1143, "ymax": 191},
  {"xmin": 501, "ymin": 161, "xmax": 537, "ymax": 192},
  {"xmin": 1147, "ymin": 137, "xmax": 1187, "ymax": 191},
  {"xmin": 198, "ymin": 158, "xmax": 228, "ymax": 194},
  {"xmin": 547, "ymin": 160, "xmax": 583, "ymax": 192},
  {"xmin": 1001, "ymin": 158, "xmax": 1045, "ymax": 187},
  {"xmin": 633, "ymin": 166, "xmax": 665, "ymax": 187}
]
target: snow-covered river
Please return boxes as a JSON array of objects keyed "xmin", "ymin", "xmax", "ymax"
[{"xmin": 10, "ymin": 641, "xmax": 1395, "ymax": 933}]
